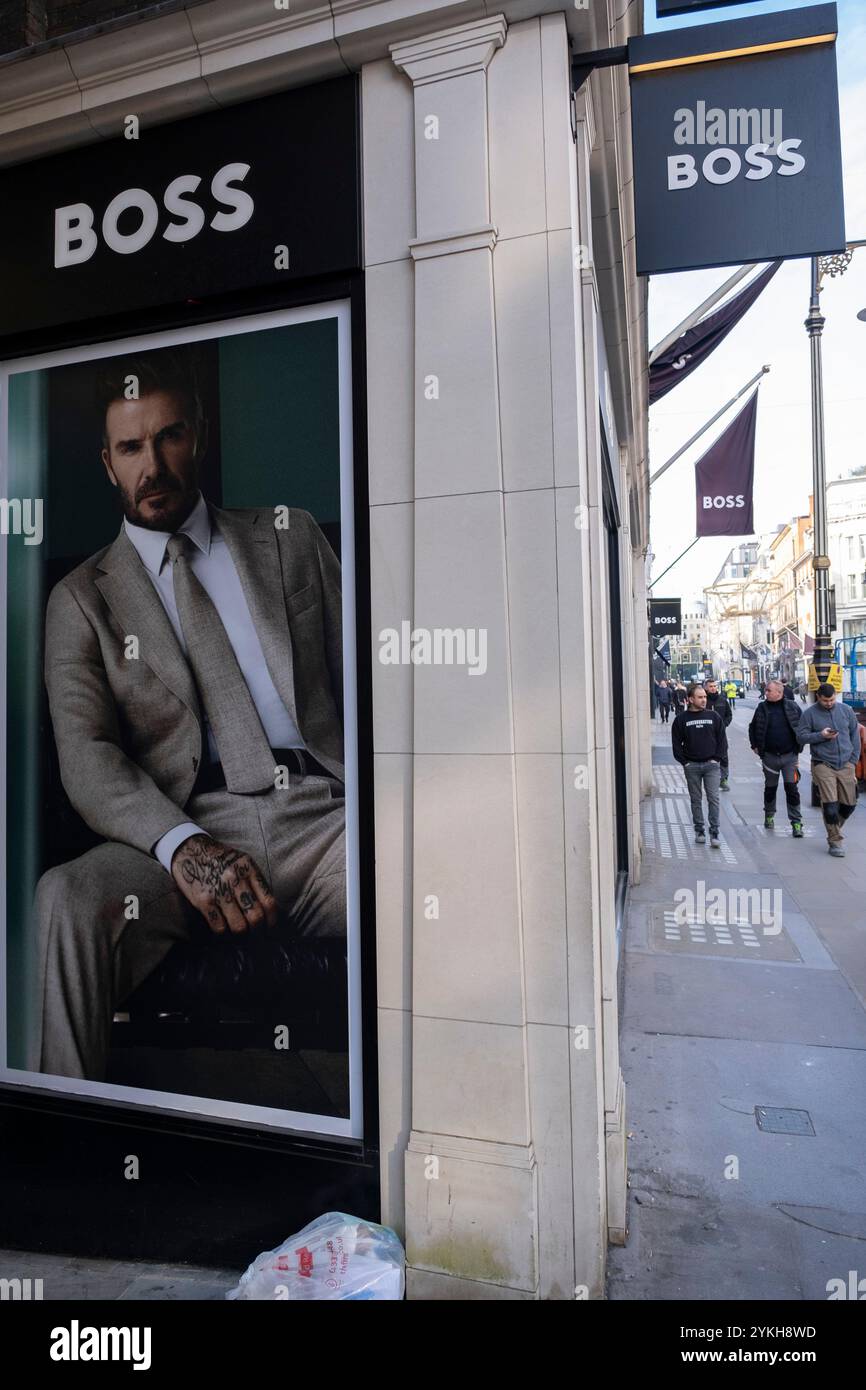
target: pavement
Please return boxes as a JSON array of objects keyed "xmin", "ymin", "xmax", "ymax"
[
  {"xmin": 0, "ymin": 1248, "xmax": 242, "ymax": 1299},
  {"xmin": 608, "ymin": 689, "xmax": 866, "ymax": 1301}
]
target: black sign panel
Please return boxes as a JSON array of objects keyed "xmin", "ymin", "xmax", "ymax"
[
  {"xmin": 630, "ymin": 5, "xmax": 845, "ymax": 275},
  {"xmin": 0, "ymin": 77, "xmax": 360, "ymax": 343},
  {"xmin": 650, "ymin": 598, "xmax": 683, "ymax": 636},
  {"xmin": 657, "ymin": 0, "xmax": 757, "ymax": 16}
]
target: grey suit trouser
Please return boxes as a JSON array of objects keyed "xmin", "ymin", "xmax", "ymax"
[{"xmin": 28, "ymin": 773, "xmax": 345, "ymax": 1082}]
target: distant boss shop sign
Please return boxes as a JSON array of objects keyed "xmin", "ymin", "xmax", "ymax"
[{"xmin": 54, "ymin": 162, "xmax": 254, "ymax": 266}]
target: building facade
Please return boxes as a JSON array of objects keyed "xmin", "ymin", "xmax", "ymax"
[
  {"xmin": 681, "ymin": 598, "xmax": 708, "ymax": 649},
  {"xmin": 828, "ymin": 475, "xmax": 866, "ymax": 649},
  {"xmin": 767, "ymin": 503, "xmax": 812, "ymax": 687},
  {"xmin": 0, "ymin": 0, "xmax": 649, "ymax": 1300}
]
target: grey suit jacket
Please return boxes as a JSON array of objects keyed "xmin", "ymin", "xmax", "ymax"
[{"xmin": 44, "ymin": 505, "xmax": 344, "ymax": 857}]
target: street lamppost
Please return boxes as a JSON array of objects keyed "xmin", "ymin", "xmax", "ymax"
[{"xmin": 805, "ymin": 243, "xmax": 866, "ymax": 686}]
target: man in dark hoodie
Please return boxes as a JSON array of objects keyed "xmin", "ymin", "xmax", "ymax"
[
  {"xmin": 748, "ymin": 678, "xmax": 804, "ymax": 836},
  {"xmin": 703, "ymin": 678, "xmax": 733, "ymax": 790},
  {"xmin": 655, "ymin": 679, "xmax": 672, "ymax": 723},
  {"xmin": 671, "ymin": 683, "xmax": 729, "ymax": 847}
]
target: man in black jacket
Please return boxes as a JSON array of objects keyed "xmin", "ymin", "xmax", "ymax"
[
  {"xmin": 749, "ymin": 679, "xmax": 804, "ymax": 835},
  {"xmin": 655, "ymin": 679, "xmax": 672, "ymax": 723},
  {"xmin": 672, "ymin": 684, "xmax": 728, "ymax": 847},
  {"xmin": 704, "ymin": 679, "xmax": 733, "ymax": 790}
]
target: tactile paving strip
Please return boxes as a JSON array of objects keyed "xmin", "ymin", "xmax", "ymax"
[
  {"xmin": 642, "ymin": 797, "xmax": 738, "ymax": 865},
  {"xmin": 651, "ymin": 906, "xmax": 801, "ymax": 962}
]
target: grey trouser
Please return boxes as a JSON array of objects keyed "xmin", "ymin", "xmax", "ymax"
[
  {"xmin": 684, "ymin": 760, "xmax": 721, "ymax": 834},
  {"xmin": 761, "ymin": 751, "xmax": 801, "ymax": 822},
  {"xmin": 28, "ymin": 774, "xmax": 345, "ymax": 1082},
  {"xmin": 811, "ymin": 761, "xmax": 857, "ymax": 846}
]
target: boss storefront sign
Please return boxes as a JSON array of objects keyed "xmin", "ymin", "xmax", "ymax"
[
  {"xmin": 650, "ymin": 599, "xmax": 682, "ymax": 637},
  {"xmin": 629, "ymin": 4, "xmax": 845, "ymax": 275},
  {"xmin": 0, "ymin": 76, "xmax": 360, "ymax": 346}
]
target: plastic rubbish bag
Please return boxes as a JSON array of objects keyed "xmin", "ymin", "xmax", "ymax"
[{"xmin": 227, "ymin": 1212, "xmax": 405, "ymax": 1300}]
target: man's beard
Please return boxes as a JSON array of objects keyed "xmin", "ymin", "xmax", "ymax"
[{"xmin": 120, "ymin": 478, "xmax": 197, "ymax": 531}]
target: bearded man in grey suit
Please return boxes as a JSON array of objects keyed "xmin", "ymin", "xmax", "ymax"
[{"xmin": 28, "ymin": 349, "xmax": 346, "ymax": 1082}]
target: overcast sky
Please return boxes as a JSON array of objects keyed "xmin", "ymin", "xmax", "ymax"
[{"xmin": 643, "ymin": 0, "xmax": 866, "ymax": 605}]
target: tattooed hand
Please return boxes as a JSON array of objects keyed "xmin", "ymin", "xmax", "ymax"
[{"xmin": 170, "ymin": 834, "xmax": 279, "ymax": 935}]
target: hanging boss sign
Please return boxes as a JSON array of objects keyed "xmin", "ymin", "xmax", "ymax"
[{"xmin": 629, "ymin": 4, "xmax": 846, "ymax": 275}]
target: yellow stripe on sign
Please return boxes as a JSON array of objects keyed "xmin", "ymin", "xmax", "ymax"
[{"xmin": 629, "ymin": 33, "xmax": 836, "ymax": 75}]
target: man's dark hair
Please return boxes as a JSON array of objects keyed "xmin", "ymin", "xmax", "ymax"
[
  {"xmin": 97, "ymin": 346, "xmax": 205, "ymax": 447},
  {"xmin": 817, "ymin": 682, "xmax": 836, "ymax": 698},
  {"xmin": 686, "ymin": 682, "xmax": 703, "ymax": 699}
]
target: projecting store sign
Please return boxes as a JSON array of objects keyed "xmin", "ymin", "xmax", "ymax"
[
  {"xmin": 630, "ymin": 3, "xmax": 845, "ymax": 275},
  {"xmin": 650, "ymin": 599, "xmax": 682, "ymax": 637},
  {"xmin": 0, "ymin": 76, "xmax": 360, "ymax": 347}
]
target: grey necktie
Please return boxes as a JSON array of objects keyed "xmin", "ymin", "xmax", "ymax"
[{"xmin": 165, "ymin": 532, "xmax": 275, "ymax": 793}]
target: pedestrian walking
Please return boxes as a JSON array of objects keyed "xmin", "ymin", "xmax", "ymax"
[
  {"xmin": 703, "ymin": 678, "xmax": 733, "ymax": 790},
  {"xmin": 671, "ymin": 683, "xmax": 728, "ymax": 847},
  {"xmin": 672, "ymin": 682, "xmax": 687, "ymax": 714},
  {"xmin": 724, "ymin": 678, "xmax": 738, "ymax": 711},
  {"xmin": 748, "ymin": 678, "xmax": 804, "ymax": 836},
  {"xmin": 656, "ymin": 679, "xmax": 672, "ymax": 724},
  {"xmin": 797, "ymin": 683, "xmax": 861, "ymax": 858}
]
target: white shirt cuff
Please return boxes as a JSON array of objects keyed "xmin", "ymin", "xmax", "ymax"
[{"xmin": 154, "ymin": 822, "xmax": 209, "ymax": 873}]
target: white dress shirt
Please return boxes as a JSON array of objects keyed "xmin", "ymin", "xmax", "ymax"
[{"xmin": 124, "ymin": 493, "xmax": 302, "ymax": 870}]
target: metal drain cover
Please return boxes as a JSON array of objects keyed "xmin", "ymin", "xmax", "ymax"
[{"xmin": 755, "ymin": 1106, "xmax": 815, "ymax": 1136}]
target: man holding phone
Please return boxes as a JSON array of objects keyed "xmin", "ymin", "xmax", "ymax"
[{"xmin": 797, "ymin": 683, "xmax": 860, "ymax": 857}]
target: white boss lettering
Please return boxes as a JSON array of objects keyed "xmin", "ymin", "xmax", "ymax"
[
  {"xmin": 776, "ymin": 137, "xmax": 806, "ymax": 176},
  {"xmin": 667, "ymin": 154, "xmax": 698, "ymax": 190},
  {"xmin": 53, "ymin": 162, "xmax": 255, "ymax": 266},
  {"xmin": 209, "ymin": 162, "xmax": 255, "ymax": 232},
  {"xmin": 162, "ymin": 174, "xmax": 206, "ymax": 243},
  {"xmin": 54, "ymin": 203, "xmax": 98, "ymax": 268},
  {"xmin": 102, "ymin": 187, "xmax": 160, "ymax": 256},
  {"xmin": 669, "ymin": 141, "xmax": 806, "ymax": 191},
  {"xmin": 703, "ymin": 149, "xmax": 741, "ymax": 185},
  {"xmin": 703, "ymin": 495, "xmax": 745, "ymax": 509}
]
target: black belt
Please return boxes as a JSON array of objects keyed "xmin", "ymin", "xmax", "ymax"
[{"xmin": 194, "ymin": 748, "xmax": 339, "ymax": 793}]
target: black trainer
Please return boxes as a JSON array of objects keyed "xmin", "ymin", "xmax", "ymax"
[{"xmin": 792, "ymin": 821, "xmax": 804, "ymax": 838}]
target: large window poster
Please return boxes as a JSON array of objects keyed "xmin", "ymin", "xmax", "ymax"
[{"xmin": 0, "ymin": 302, "xmax": 362, "ymax": 1139}]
